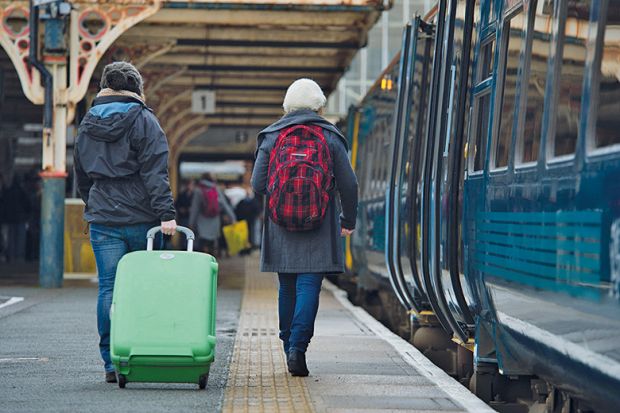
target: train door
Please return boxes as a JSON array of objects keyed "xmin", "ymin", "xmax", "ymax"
[
  {"xmin": 401, "ymin": 19, "xmax": 435, "ymax": 310},
  {"xmin": 387, "ymin": 22, "xmax": 418, "ymax": 310},
  {"xmin": 419, "ymin": 0, "xmax": 480, "ymax": 343},
  {"xmin": 386, "ymin": 18, "xmax": 435, "ymax": 313},
  {"xmin": 432, "ymin": 0, "xmax": 479, "ymax": 343}
]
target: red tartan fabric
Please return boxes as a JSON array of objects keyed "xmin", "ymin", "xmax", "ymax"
[{"xmin": 267, "ymin": 124, "xmax": 333, "ymax": 231}]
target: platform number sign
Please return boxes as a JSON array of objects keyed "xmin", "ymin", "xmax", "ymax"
[{"xmin": 192, "ymin": 90, "xmax": 216, "ymax": 114}]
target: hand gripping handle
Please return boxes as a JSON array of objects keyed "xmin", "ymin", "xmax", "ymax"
[{"xmin": 146, "ymin": 226, "xmax": 195, "ymax": 252}]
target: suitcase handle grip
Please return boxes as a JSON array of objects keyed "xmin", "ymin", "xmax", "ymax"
[{"xmin": 146, "ymin": 226, "xmax": 195, "ymax": 252}]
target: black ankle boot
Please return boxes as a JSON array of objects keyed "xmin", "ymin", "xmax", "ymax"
[
  {"xmin": 287, "ymin": 350, "xmax": 309, "ymax": 377},
  {"xmin": 105, "ymin": 371, "xmax": 117, "ymax": 383}
]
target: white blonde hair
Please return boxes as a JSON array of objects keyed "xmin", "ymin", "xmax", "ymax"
[{"xmin": 282, "ymin": 78, "xmax": 326, "ymax": 114}]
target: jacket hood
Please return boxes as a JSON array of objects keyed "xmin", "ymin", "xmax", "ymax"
[
  {"xmin": 79, "ymin": 95, "xmax": 146, "ymax": 143},
  {"xmin": 256, "ymin": 109, "xmax": 348, "ymax": 157}
]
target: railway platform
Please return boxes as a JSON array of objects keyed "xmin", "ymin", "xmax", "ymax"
[{"xmin": 0, "ymin": 256, "xmax": 491, "ymax": 413}]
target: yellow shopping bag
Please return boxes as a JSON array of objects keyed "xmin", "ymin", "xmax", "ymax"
[{"xmin": 222, "ymin": 220, "xmax": 251, "ymax": 257}]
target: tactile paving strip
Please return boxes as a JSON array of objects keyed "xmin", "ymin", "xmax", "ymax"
[{"xmin": 222, "ymin": 259, "xmax": 315, "ymax": 413}]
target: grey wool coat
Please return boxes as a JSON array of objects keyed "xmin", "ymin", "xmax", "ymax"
[{"xmin": 251, "ymin": 110, "xmax": 358, "ymax": 274}]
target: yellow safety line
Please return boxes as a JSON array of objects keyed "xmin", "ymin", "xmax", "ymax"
[{"xmin": 222, "ymin": 259, "xmax": 315, "ymax": 413}]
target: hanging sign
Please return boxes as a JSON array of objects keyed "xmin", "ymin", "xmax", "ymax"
[{"xmin": 191, "ymin": 90, "xmax": 216, "ymax": 114}]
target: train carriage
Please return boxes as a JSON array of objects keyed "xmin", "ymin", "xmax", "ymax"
[{"xmin": 343, "ymin": 0, "xmax": 620, "ymax": 411}]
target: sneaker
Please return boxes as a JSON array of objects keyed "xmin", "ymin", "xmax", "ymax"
[
  {"xmin": 287, "ymin": 350, "xmax": 309, "ymax": 377},
  {"xmin": 105, "ymin": 371, "xmax": 117, "ymax": 383}
]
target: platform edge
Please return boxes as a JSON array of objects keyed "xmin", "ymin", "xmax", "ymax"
[{"xmin": 323, "ymin": 280, "xmax": 494, "ymax": 413}]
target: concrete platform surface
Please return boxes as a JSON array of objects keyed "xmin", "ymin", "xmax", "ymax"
[
  {"xmin": 221, "ymin": 258, "xmax": 492, "ymax": 413},
  {"xmin": 0, "ymin": 259, "xmax": 243, "ymax": 413},
  {"xmin": 0, "ymin": 257, "xmax": 492, "ymax": 412}
]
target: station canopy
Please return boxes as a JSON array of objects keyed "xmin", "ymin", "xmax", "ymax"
[{"xmin": 96, "ymin": 0, "xmax": 385, "ymax": 158}]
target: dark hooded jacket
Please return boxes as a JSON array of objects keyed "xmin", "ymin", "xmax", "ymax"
[
  {"xmin": 74, "ymin": 95, "xmax": 175, "ymax": 225},
  {"xmin": 251, "ymin": 109, "xmax": 358, "ymax": 274}
]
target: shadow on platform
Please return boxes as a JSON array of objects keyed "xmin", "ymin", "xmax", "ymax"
[{"xmin": 0, "ymin": 261, "xmax": 39, "ymax": 287}]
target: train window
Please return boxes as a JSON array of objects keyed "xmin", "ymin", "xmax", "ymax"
[
  {"xmin": 364, "ymin": 125, "xmax": 376, "ymax": 200},
  {"xmin": 594, "ymin": 6, "xmax": 620, "ymax": 148},
  {"xmin": 469, "ymin": 5, "xmax": 495, "ymax": 173},
  {"xmin": 551, "ymin": 0, "xmax": 590, "ymax": 158},
  {"xmin": 373, "ymin": 129, "xmax": 380, "ymax": 198},
  {"xmin": 361, "ymin": 133, "xmax": 371, "ymax": 200},
  {"xmin": 378, "ymin": 135, "xmax": 386, "ymax": 196},
  {"xmin": 541, "ymin": 0, "xmax": 554, "ymax": 14},
  {"xmin": 361, "ymin": 134, "xmax": 369, "ymax": 199},
  {"xmin": 494, "ymin": 10, "xmax": 525, "ymax": 169},
  {"xmin": 478, "ymin": 38, "xmax": 496, "ymax": 82},
  {"xmin": 472, "ymin": 91, "xmax": 492, "ymax": 171},
  {"xmin": 379, "ymin": 138, "xmax": 394, "ymax": 195},
  {"xmin": 369, "ymin": 136, "xmax": 377, "ymax": 197},
  {"xmin": 358, "ymin": 129, "xmax": 367, "ymax": 200},
  {"xmin": 491, "ymin": 1, "xmax": 499, "ymax": 22},
  {"xmin": 518, "ymin": 0, "xmax": 553, "ymax": 164}
]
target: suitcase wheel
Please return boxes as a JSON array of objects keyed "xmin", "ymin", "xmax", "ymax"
[
  {"xmin": 118, "ymin": 374, "xmax": 127, "ymax": 389},
  {"xmin": 198, "ymin": 373, "xmax": 209, "ymax": 390}
]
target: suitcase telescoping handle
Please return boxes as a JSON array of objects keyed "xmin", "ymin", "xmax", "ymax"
[{"xmin": 146, "ymin": 226, "xmax": 196, "ymax": 252}]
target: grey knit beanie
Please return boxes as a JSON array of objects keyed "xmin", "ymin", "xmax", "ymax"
[{"xmin": 100, "ymin": 61, "xmax": 144, "ymax": 95}]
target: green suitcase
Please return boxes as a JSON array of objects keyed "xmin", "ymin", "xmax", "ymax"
[{"xmin": 110, "ymin": 226, "xmax": 218, "ymax": 389}]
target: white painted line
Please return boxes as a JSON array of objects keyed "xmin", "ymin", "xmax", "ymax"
[
  {"xmin": 323, "ymin": 280, "xmax": 494, "ymax": 413},
  {"xmin": 63, "ymin": 272, "xmax": 97, "ymax": 280},
  {"xmin": 0, "ymin": 297, "xmax": 24, "ymax": 310},
  {"xmin": 0, "ymin": 357, "xmax": 48, "ymax": 363}
]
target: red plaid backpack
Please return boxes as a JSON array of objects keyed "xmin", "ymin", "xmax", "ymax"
[{"xmin": 267, "ymin": 124, "xmax": 333, "ymax": 231}]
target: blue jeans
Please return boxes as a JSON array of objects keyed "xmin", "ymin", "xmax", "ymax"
[
  {"xmin": 90, "ymin": 222, "xmax": 161, "ymax": 372},
  {"xmin": 278, "ymin": 273, "xmax": 324, "ymax": 354}
]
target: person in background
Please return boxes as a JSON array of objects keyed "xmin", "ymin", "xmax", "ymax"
[
  {"xmin": 0, "ymin": 175, "xmax": 6, "ymax": 263},
  {"xmin": 189, "ymin": 173, "xmax": 236, "ymax": 257},
  {"xmin": 176, "ymin": 180, "xmax": 195, "ymax": 226},
  {"xmin": 4, "ymin": 176, "xmax": 31, "ymax": 262},
  {"xmin": 218, "ymin": 189, "xmax": 236, "ymax": 258},
  {"xmin": 224, "ymin": 184, "xmax": 247, "ymax": 209},
  {"xmin": 251, "ymin": 78, "xmax": 358, "ymax": 377},
  {"xmin": 74, "ymin": 61, "xmax": 177, "ymax": 384},
  {"xmin": 25, "ymin": 169, "xmax": 41, "ymax": 261},
  {"xmin": 175, "ymin": 179, "xmax": 195, "ymax": 248},
  {"xmin": 234, "ymin": 187, "xmax": 261, "ymax": 253}
]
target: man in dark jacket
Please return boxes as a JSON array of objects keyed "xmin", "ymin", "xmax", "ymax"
[
  {"xmin": 251, "ymin": 78, "xmax": 358, "ymax": 377},
  {"xmin": 74, "ymin": 61, "xmax": 177, "ymax": 383}
]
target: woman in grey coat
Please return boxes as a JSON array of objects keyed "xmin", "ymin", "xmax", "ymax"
[
  {"xmin": 189, "ymin": 174, "xmax": 236, "ymax": 256},
  {"xmin": 251, "ymin": 78, "xmax": 358, "ymax": 376}
]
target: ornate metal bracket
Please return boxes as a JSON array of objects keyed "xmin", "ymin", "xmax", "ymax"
[
  {"xmin": 0, "ymin": 1, "xmax": 162, "ymax": 106},
  {"xmin": 0, "ymin": 2, "xmax": 43, "ymax": 103},
  {"xmin": 68, "ymin": 1, "xmax": 162, "ymax": 103}
]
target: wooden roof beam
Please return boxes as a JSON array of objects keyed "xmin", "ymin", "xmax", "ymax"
[
  {"xmin": 149, "ymin": 53, "xmax": 345, "ymax": 67},
  {"xmin": 186, "ymin": 64, "xmax": 345, "ymax": 73},
  {"xmin": 146, "ymin": 9, "xmax": 378, "ymax": 28},
  {"xmin": 123, "ymin": 25, "xmax": 363, "ymax": 40},
  {"xmin": 176, "ymin": 38, "xmax": 361, "ymax": 49}
]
